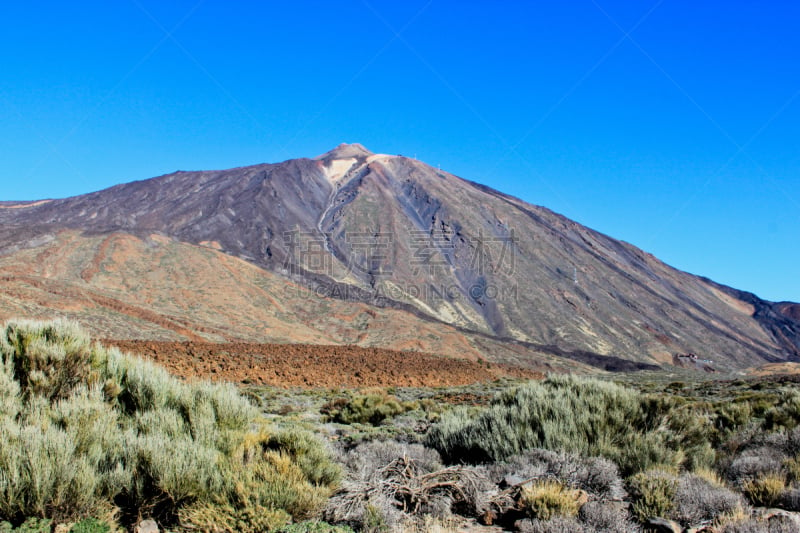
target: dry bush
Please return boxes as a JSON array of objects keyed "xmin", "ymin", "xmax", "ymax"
[
  {"xmin": 727, "ymin": 451, "xmax": 785, "ymax": 488},
  {"xmin": 325, "ymin": 440, "xmax": 491, "ymax": 529},
  {"xmin": 516, "ymin": 516, "xmax": 587, "ymax": 533},
  {"xmin": 721, "ymin": 518, "xmax": 769, "ymax": 533},
  {"xmin": 497, "ymin": 448, "xmax": 625, "ymax": 500},
  {"xmin": 339, "ymin": 440, "xmax": 442, "ymax": 483},
  {"xmin": 578, "ymin": 501, "xmax": 638, "ymax": 533},
  {"xmin": 721, "ymin": 515, "xmax": 798, "ymax": 533},
  {"xmin": 672, "ymin": 473, "xmax": 746, "ymax": 526}
]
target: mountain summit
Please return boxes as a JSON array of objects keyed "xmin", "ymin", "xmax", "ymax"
[
  {"xmin": 0, "ymin": 145, "xmax": 797, "ymax": 371},
  {"xmin": 315, "ymin": 142, "xmax": 374, "ymax": 160}
]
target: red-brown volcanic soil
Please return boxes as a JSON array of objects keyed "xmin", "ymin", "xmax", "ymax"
[{"xmin": 106, "ymin": 340, "xmax": 543, "ymax": 388}]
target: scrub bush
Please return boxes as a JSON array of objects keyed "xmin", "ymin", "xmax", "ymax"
[{"xmin": 0, "ymin": 319, "xmax": 337, "ymax": 530}]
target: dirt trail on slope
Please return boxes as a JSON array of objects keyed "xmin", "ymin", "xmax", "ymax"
[{"xmin": 106, "ymin": 340, "xmax": 542, "ymax": 388}]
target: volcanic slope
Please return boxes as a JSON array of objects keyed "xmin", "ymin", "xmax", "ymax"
[{"xmin": 0, "ymin": 143, "xmax": 797, "ymax": 371}]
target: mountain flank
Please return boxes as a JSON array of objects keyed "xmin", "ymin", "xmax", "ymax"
[{"xmin": 1, "ymin": 143, "xmax": 797, "ymax": 371}]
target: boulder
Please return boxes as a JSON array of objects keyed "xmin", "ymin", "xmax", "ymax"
[
  {"xmin": 643, "ymin": 517, "xmax": 682, "ymax": 533},
  {"xmin": 135, "ymin": 519, "xmax": 159, "ymax": 533}
]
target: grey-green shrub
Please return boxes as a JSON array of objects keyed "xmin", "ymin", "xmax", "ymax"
[
  {"xmin": 0, "ymin": 389, "xmax": 129, "ymax": 522},
  {"xmin": 180, "ymin": 428, "xmax": 341, "ymax": 532},
  {"xmin": 0, "ymin": 319, "xmax": 94, "ymax": 402},
  {"xmin": 69, "ymin": 518, "xmax": 111, "ymax": 533},
  {"xmin": 0, "ymin": 319, "xmax": 337, "ymax": 529},
  {"xmin": 426, "ymin": 375, "xmax": 681, "ymax": 475},
  {"xmin": 263, "ymin": 429, "xmax": 341, "ymax": 487}
]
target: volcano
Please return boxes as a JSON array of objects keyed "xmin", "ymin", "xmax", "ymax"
[{"xmin": 1, "ymin": 143, "xmax": 797, "ymax": 372}]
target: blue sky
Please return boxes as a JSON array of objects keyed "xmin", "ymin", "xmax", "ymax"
[{"xmin": 1, "ymin": 1, "xmax": 798, "ymax": 302}]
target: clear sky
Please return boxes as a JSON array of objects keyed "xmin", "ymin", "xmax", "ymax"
[{"xmin": 1, "ymin": 1, "xmax": 798, "ymax": 302}]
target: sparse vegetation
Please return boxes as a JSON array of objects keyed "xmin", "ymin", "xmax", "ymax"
[
  {"xmin": 7, "ymin": 319, "xmax": 800, "ymax": 531},
  {"xmin": 0, "ymin": 320, "xmax": 338, "ymax": 531}
]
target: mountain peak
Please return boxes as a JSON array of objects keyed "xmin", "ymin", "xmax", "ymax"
[{"xmin": 315, "ymin": 143, "xmax": 373, "ymax": 161}]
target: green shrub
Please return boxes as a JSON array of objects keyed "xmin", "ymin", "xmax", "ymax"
[
  {"xmin": 178, "ymin": 500, "xmax": 291, "ymax": 533},
  {"xmin": 518, "ymin": 480, "xmax": 582, "ymax": 520},
  {"xmin": 261, "ymin": 429, "xmax": 341, "ymax": 488},
  {"xmin": 627, "ymin": 469, "xmax": 678, "ymax": 522},
  {"xmin": 714, "ymin": 402, "xmax": 753, "ymax": 435},
  {"xmin": 764, "ymin": 390, "xmax": 800, "ymax": 431},
  {"xmin": 362, "ymin": 504, "xmax": 389, "ymax": 533},
  {"xmin": 783, "ymin": 455, "xmax": 800, "ymax": 483},
  {"xmin": 323, "ymin": 392, "xmax": 412, "ymax": 426},
  {"xmin": 0, "ymin": 518, "xmax": 52, "ymax": 533},
  {"xmin": 426, "ymin": 375, "xmax": 683, "ymax": 475},
  {"xmin": 179, "ymin": 428, "xmax": 340, "ymax": 532},
  {"xmin": 69, "ymin": 517, "xmax": 111, "ymax": 533}
]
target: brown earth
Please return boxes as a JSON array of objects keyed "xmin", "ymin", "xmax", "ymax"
[
  {"xmin": 744, "ymin": 361, "xmax": 800, "ymax": 378},
  {"xmin": 0, "ymin": 230, "xmax": 578, "ymax": 374},
  {"xmin": 106, "ymin": 340, "xmax": 543, "ymax": 388}
]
